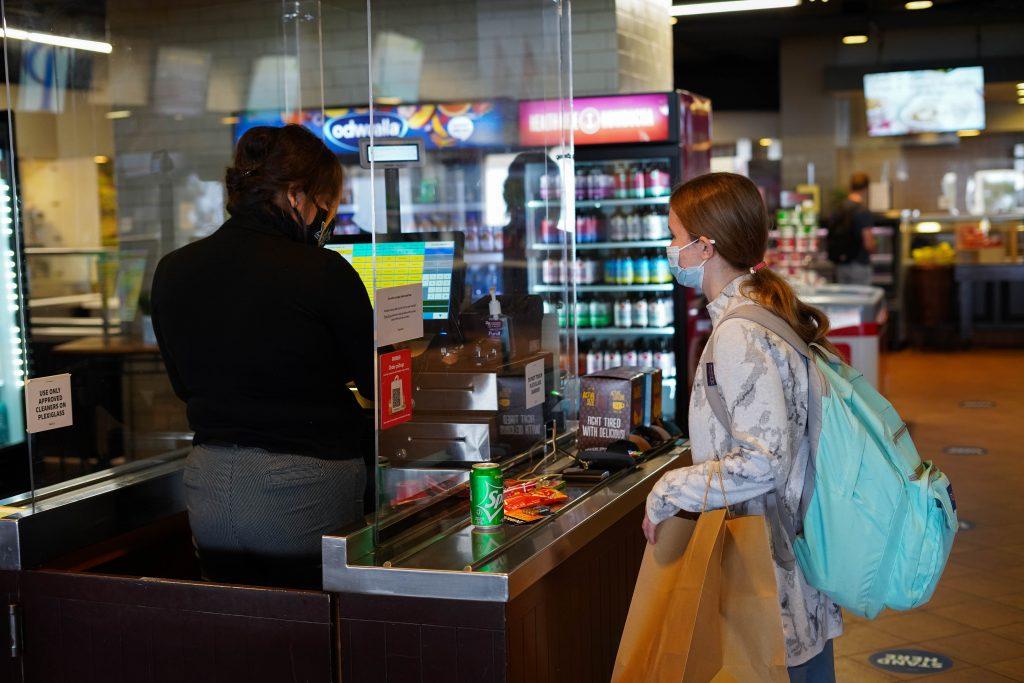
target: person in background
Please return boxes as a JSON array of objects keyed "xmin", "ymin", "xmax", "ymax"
[
  {"xmin": 151, "ymin": 124, "xmax": 374, "ymax": 589},
  {"xmin": 644, "ymin": 173, "xmax": 842, "ymax": 682},
  {"xmin": 827, "ymin": 172, "xmax": 876, "ymax": 285}
]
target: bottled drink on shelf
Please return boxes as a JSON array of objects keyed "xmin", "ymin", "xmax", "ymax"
[
  {"xmin": 584, "ymin": 258, "xmax": 600, "ymax": 284},
  {"xmin": 542, "ymin": 256, "xmax": 559, "ymax": 285},
  {"xmin": 575, "ymin": 300, "xmax": 591, "ymax": 328},
  {"xmin": 536, "ymin": 169, "xmax": 561, "ymax": 201},
  {"xmin": 647, "ymin": 162, "xmax": 670, "ymax": 197},
  {"xmin": 631, "ymin": 164, "xmax": 646, "ymax": 199},
  {"xmin": 623, "ymin": 340, "xmax": 639, "ymax": 367},
  {"xmin": 618, "ymin": 252, "xmax": 634, "ymax": 285},
  {"xmin": 650, "ymin": 296, "xmax": 673, "ymax": 328},
  {"xmin": 539, "ymin": 217, "xmax": 558, "ymax": 244},
  {"xmin": 604, "ymin": 341, "xmax": 623, "ymax": 370},
  {"xmin": 635, "ymin": 251, "xmax": 651, "ymax": 285},
  {"xmin": 638, "ymin": 343, "xmax": 654, "ymax": 368},
  {"xmin": 595, "ymin": 297, "xmax": 612, "ymax": 327},
  {"xmin": 604, "ymin": 255, "xmax": 618, "ymax": 284},
  {"xmin": 614, "ymin": 164, "xmax": 630, "ymax": 199},
  {"xmin": 599, "ymin": 166, "xmax": 616, "ymax": 200},
  {"xmin": 625, "ymin": 209, "xmax": 643, "ymax": 241},
  {"xmin": 479, "ymin": 224, "xmax": 494, "ymax": 252},
  {"xmin": 614, "ymin": 296, "xmax": 633, "ymax": 328},
  {"xmin": 575, "ymin": 167, "xmax": 587, "ymax": 201},
  {"xmin": 633, "ymin": 296, "xmax": 650, "ymax": 328},
  {"xmin": 466, "ymin": 221, "xmax": 480, "ymax": 252},
  {"xmin": 609, "ymin": 209, "xmax": 627, "ymax": 242},
  {"xmin": 653, "ymin": 253, "xmax": 672, "ymax": 284},
  {"xmin": 490, "ymin": 222, "xmax": 502, "ymax": 251},
  {"xmin": 644, "ymin": 208, "xmax": 670, "ymax": 240}
]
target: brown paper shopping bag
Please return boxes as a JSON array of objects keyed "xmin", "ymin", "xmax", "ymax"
[
  {"xmin": 612, "ymin": 509, "xmax": 727, "ymax": 683},
  {"xmin": 716, "ymin": 513, "xmax": 789, "ymax": 682},
  {"xmin": 613, "ymin": 462, "xmax": 788, "ymax": 682}
]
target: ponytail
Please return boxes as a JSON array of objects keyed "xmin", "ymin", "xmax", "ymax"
[
  {"xmin": 669, "ymin": 172, "xmax": 840, "ymax": 357},
  {"xmin": 741, "ymin": 268, "xmax": 840, "ymax": 357}
]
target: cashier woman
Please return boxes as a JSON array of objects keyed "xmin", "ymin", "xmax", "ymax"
[
  {"xmin": 643, "ymin": 173, "xmax": 842, "ymax": 681},
  {"xmin": 151, "ymin": 124, "xmax": 374, "ymax": 588}
]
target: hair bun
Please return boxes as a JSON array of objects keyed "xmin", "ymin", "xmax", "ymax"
[{"xmin": 235, "ymin": 126, "xmax": 280, "ymax": 169}]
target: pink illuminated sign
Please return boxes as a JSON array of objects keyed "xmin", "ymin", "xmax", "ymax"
[{"xmin": 519, "ymin": 93, "xmax": 672, "ymax": 147}]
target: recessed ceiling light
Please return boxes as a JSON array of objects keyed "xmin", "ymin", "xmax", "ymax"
[
  {"xmin": 93, "ymin": 155, "xmax": 109, "ymax": 164},
  {"xmin": 759, "ymin": 138, "xmax": 774, "ymax": 147},
  {"xmin": 670, "ymin": 0, "xmax": 800, "ymax": 17},
  {"xmin": 842, "ymin": 35, "xmax": 869, "ymax": 45},
  {"xmin": 105, "ymin": 110, "xmax": 131, "ymax": 120},
  {"xmin": 1018, "ymin": 97, "xmax": 1024, "ymax": 105},
  {"xmin": 956, "ymin": 129, "xmax": 981, "ymax": 137},
  {"xmin": 671, "ymin": 16, "xmax": 679, "ymax": 24},
  {"xmin": 905, "ymin": 1, "xmax": 933, "ymax": 9}
]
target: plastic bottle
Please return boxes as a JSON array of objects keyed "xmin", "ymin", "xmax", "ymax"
[
  {"xmin": 466, "ymin": 222, "xmax": 480, "ymax": 252},
  {"xmin": 542, "ymin": 256, "xmax": 559, "ymax": 285},
  {"xmin": 540, "ymin": 217, "xmax": 557, "ymax": 244},
  {"xmin": 618, "ymin": 252, "xmax": 634, "ymax": 285},
  {"xmin": 653, "ymin": 253, "xmax": 671, "ymax": 284},
  {"xmin": 479, "ymin": 224, "xmax": 494, "ymax": 252},
  {"xmin": 605, "ymin": 341, "xmax": 622, "ymax": 369},
  {"xmin": 614, "ymin": 164, "xmax": 630, "ymax": 199},
  {"xmin": 648, "ymin": 162, "xmax": 670, "ymax": 197},
  {"xmin": 631, "ymin": 164, "xmax": 646, "ymax": 199},
  {"xmin": 609, "ymin": 209, "xmax": 627, "ymax": 242},
  {"xmin": 658, "ymin": 340, "xmax": 675, "ymax": 378},
  {"xmin": 644, "ymin": 208, "xmax": 663, "ymax": 241},
  {"xmin": 576, "ymin": 167, "xmax": 588, "ymax": 201},
  {"xmin": 625, "ymin": 209, "xmax": 643, "ymax": 242},
  {"xmin": 490, "ymin": 221, "xmax": 502, "ymax": 251},
  {"xmin": 635, "ymin": 251, "xmax": 651, "ymax": 285},
  {"xmin": 623, "ymin": 340, "xmax": 639, "ymax": 367},
  {"xmin": 614, "ymin": 296, "xmax": 633, "ymax": 328},
  {"xmin": 634, "ymin": 296, "xmax": 650, "ymax": 328},
  {"xmin": 575, "ymin": 299, "xmax": 591, "ymax": 328},
  {"xmin": 604, "ymin": 255, "xmax": 618, "ymax": 284},
  {"xmin": 638, "ymin": 341, "xmax": 654, "ymax": 368}
]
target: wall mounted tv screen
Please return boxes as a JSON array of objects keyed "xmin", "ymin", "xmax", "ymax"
[{"xmin": 864, "ymin": 66, "xmax": 985, "ymax": 137}]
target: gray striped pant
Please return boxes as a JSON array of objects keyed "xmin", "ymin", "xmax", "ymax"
[{"xmin": 183, "ymin": 444, "xmax": 366, "ymax": 587}]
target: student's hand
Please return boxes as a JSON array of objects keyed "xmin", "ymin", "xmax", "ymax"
[{"xmin": 642, "ymin": 513, "xmax": 658, "ymax": 545}]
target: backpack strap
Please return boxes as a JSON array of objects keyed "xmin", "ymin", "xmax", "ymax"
[{"xmin": 703, "ymin": 304, "xmax": 825, "ymax": 570}]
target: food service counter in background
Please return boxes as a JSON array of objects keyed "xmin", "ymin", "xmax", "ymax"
[{"xmin": 0, "ymin": 433, "xmax": 688, "ymax": 683}]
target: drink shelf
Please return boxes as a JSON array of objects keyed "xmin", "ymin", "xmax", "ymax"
[
  {"xmin": 576, "ymin": 327, "xmax": 675, "ymax": 336},
  {"xmin": 533, "ymin": 284, "xmax": 674, "ymax": 293},
  {"xmin": 526, "ymin": 197, "xmax": 670, "ymax": 209},
  {"xmin": 530, "ymin": 240, "xmax": 670, "ymax": 251}
]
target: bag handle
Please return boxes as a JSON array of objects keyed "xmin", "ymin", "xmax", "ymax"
[{"xmin": 701, "ymin": 459, "xmax": 731, "ymax": 516}]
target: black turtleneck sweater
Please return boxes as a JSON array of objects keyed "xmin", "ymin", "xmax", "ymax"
[{"xmin": 151, "ymin": 208, "xmax": 374, "ymax": 459}]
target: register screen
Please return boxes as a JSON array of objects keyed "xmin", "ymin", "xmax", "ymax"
[{"xmin": 328, "ymin": 241, "xmax": 456, "ymax": 320}]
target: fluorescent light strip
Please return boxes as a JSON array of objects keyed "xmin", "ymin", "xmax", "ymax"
[
  {"xmin": 0, "ymin": 27, "xmax": 112, "ymax": 54},
  {"xmin": 671, "ymin": 0, "xmax": 800, "ymax": 17}
]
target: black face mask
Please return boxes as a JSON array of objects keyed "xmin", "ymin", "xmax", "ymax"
[{"xmin": 292, "ymin": 204, "xmax": 336, "ymax": 248}]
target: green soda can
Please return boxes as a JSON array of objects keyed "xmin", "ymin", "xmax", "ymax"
[{"xmin": 470, "ymin": 463, "xmax": 504, "ymax": 529}]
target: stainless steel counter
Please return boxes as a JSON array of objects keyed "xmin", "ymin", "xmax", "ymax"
[{"xmin": 322, "ymin": 444, "xmax": 687, "ymax": 602}]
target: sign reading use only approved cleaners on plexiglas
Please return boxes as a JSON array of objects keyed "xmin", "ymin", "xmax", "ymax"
[{"xmin": 25, "ymin": 373, "xmax": 73, "ymax": 433}]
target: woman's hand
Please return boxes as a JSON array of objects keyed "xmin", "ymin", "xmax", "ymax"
[{"xmin": 642, "ymin": 513, "xmax": 659, "ymax": 545}]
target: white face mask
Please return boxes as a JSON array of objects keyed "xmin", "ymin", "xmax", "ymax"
[{"xmin": 666, "ymin": 238, "xmax": 713, "ymax": 289}]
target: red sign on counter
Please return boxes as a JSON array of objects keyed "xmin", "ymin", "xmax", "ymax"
[
  {"xmin": 379, "ymin": 349, "xmax": 412, "ymax": 430},
  {"xmin": 518, "ymin": 93, "xmax": 672, "ymax": 147}
]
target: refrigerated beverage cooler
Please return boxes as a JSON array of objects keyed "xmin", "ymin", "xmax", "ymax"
[{"xmin": 517, "ymin": 91, "xmax": 712, "ymax": 421}]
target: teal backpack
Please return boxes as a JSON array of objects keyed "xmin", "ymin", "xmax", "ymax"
[{"xmin": 703, "ymin": 305, "xmax": 957, "ymax": 619}]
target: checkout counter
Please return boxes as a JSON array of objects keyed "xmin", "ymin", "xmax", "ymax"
[{"xmin": 0, "ymin": 225, "xmax": 688, "ymax": 682}]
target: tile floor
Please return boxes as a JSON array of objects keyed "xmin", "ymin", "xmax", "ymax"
[{"xmin": 835, "ymin": 349, "xmax": 1024, "ymax": 681}]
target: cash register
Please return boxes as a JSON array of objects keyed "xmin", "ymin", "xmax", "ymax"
[{"xmin": 328, "ymin": 232, "xmax": 556, "ymax": 467}]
